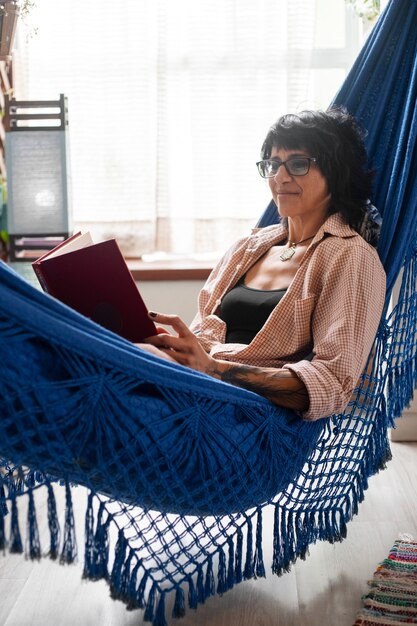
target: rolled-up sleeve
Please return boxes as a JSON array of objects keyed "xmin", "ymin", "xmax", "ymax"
[{"xmin": 283, "ymin": 244, "xmax": 386, "ymax": 421}]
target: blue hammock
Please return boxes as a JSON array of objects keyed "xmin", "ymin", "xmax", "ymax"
[{"xmin": 1, "ymin": 1, "xmax": 417, "ymax": 624}]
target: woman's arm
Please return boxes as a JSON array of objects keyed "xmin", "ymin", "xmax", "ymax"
[
  {"xmin": 282, "ymin": 244, "xmax": 386, "ymax": 420},
  {"xmin": 207, "ymin": 360, "xmax": 309, "ymax": 411},
  {"xmin": 142, "ymin": 313, "xmax": 309, "ymax": 412}
]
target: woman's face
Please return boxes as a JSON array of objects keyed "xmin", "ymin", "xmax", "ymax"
[{"xmin": 268, "ymin": 146, "xmax": 331, "ymax": 221}]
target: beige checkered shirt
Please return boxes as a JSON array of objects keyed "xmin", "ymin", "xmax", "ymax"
[{"xmin": 190, "ymin": 213, "xmax": 386, "ymax": 420}]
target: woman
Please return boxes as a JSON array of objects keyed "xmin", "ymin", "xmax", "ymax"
[{"xmin": 142, "ymin": 108, "xmax": 386, "ymax": 421}]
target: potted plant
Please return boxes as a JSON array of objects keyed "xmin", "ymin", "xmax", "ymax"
[{"xmin": 345, "ymin": 0, "xmax": 380, "ymax": 20}]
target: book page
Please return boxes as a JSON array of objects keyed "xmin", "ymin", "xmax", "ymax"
[{"xmin": 46, "ymin": 232, "xmax": 94, "ymax": 259}]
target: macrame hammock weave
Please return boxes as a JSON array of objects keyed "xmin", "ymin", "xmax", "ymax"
[{"xmin": 1, "ymin": 1, "xmax": 417, "ymax": 623}]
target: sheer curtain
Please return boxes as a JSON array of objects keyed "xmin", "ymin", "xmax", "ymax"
[{"xmin": 13, "ymin": 0, "xmax": 362, "ymax": 256}]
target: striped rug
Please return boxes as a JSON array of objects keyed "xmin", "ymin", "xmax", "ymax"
[{"xmin": 354, "ymin": 537, "xmax": 417, "ymax": 625}]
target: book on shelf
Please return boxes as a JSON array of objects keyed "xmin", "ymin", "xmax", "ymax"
[{"xmin": 32, "ymin": 232, "xmax": 157, "ymax": 342}]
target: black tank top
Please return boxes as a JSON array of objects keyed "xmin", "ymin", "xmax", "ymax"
[{"xmin": 219, "ymin": 278, "xmax": 287, "ymax": 344}]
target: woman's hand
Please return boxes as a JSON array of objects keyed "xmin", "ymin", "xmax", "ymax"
[
  {"xmin": 142, "ymin": 312, "xmax": 217, "ymax": 374},
  {"xmin": 142, "ymin": 312, "xmax": 309, "ymax": 412}
]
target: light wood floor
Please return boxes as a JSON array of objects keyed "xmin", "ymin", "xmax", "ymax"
[{"xmin": 1, "ymin": 440, "xmax": 416, "ymax": 626}]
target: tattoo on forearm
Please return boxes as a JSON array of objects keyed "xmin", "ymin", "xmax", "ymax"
[{"xmin": 208, "ymin": 363, "xmax": 309, "ymax": 411}]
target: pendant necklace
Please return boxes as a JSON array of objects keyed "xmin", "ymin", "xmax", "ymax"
[{"xmin": 279, "ymin": 235, "xmax": 315, "ymax": 262}]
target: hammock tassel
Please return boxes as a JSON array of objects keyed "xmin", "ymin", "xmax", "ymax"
[
  {"xmin": 272, "ymin": 505, "xmax": 295, "ymax": 575},
  {"xmin": 204, "ymin": 555, "xmax": 215, "ymax": 599},
  {"xmin": 294, "ymin": 511, "xmax": 309, "ymax": 561},
  {"xmin": 119, "ymin": 550, "xmax": 133, "ymax": 603},
  {"xmin": 332, "ymin": 509, "xmax": 347, "ymax": 543},
  {"xmin": 135, "ymin": 570, "xmax": 150, "ymax": 610},
  {"xmin": 235, "ymin": 527, "xmax": 243, "ymax": 583},
  {"xmin": 47, "ymin": 484, "xmax": 60, "ymax": 560},
  {"xmin": 286, "ymin": 511, "xmax": 296, "ymax": 565},
  {"xmin": 339, "ymin": 514, "xmax": 347, "ymax": 542},
  {"xmin": 9, "ymin": 494, "xmax": 23, "ymax": 554},
  {"xmin": 92, "ymin": 502, "xmax": 110, "ymax": 580},
  {"xmin": 154, "ymin": 590, "xmax": 168, "ymax": 626},
  {"xmin": 0, "ymin": 489, "xmax": 5, "ymax": 551},
  {"xmin": 27, "ymin": 489, "xmax": 41, "ymax": 560},
  {"xmin": 227, "ymin": 536, "xmax": 235, "ymax": 590},
  {"xmin": 82, "ymin": 492, "xmax": 94, "ymax": 578},
  {"xmin": 325, "ymin": 509, "xmax": 336, "ymax": 544},
  {"xmin": 109, "ymin": 529, "xmax": 127, "ymax": 600},
  {"xmin": 126, "ymin": 560, "xmax": 142, "ymax": 610},
  {"xmin": 272, "ymin": 504, "xmax": 281, "ymax": 574},
  {"xmin": 254, "ymin": 507, "xmax": 266, "ymax": 578},
  {"xmin": 60, "ymin": 482, "xmax": 77, "ymax": 564},
  {"xmin": 187, "ymin": 574, "xmax": 198, "ymax": 609},
  {"xmin": 196, "ymin": 563, "xmax": 205, "ymax": 603},
  {"xmin": 351, "ymin": 488, "xmax": 359, "ymax": 518},
  {"xmin": 309, "ymin": 510, "xmax": 318, "ymax": 546},
  {"xmin": 243, "ymin": 516, "xmax": 254, "ymax": 580},
  {"xmin": 172, "ymin": 586, "xmax": 186, "ymax": 618},
  {"xmin": 143, "ymin": 580, "xmax": 157, "ymax": 622},
  {"xmin": 216, "ymin": 546, "xmax": 227, "ymax": 595}
]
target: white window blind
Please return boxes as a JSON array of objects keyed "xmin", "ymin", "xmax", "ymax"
[{"xmin": 13, "ymin": 0, "xmax": 363, "ymax": 256}]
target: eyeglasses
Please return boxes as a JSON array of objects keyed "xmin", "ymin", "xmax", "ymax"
[{"xmin": 256, "ymin": 156, "xmax": 317, "ymax": 178}]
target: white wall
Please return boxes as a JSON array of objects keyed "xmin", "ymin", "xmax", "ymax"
[{"xmin": 136, "ymin": 279, "xmax": 205, "ymax": 326}]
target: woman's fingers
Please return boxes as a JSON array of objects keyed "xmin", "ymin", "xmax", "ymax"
[
  {"xmin": 144, "ymin": 333, "xmax": 183, "ymax": 351},
  {"xmin": 145, "ymin": 311, "xmax": 214, "ymax": 373},
  {"xmin": 148, "ymin": 312, "xmax": 192, "ymax": 336},
  {"xmin": 155, "ymin": 325, "xmax": 171, "ymax": 335}
]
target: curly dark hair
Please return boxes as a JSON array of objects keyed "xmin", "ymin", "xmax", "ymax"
[{"xmin": 260, "ymin": 108, "xmax": 380, "ymax": 246}]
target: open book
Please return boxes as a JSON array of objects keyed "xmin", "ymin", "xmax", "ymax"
[{"xmin": 32, "ymin": 232, "xmax": 157, "ymax": 342}]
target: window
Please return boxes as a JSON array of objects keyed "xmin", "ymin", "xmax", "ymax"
[{"xmin": 14, "ymin": 0, "xmax": 366, "ymax": 256}]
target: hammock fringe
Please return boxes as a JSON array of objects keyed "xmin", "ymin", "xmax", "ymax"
[
  {"xmin": 243, "ymin": 516, "xmax": 254, "ymax": 580},
  {"xmin": 254, "ymin": 507, "xmax": 266, "ymax": 578},
  {"xmin": 155, "ymin": 591, "xmax": 168, "ymax": 626},
  {"xmin": 187, "ymin": 574, "xmax": 198, "ymax": 609},
  {"xmin": 119, "ymin": 550, "xmax": 134, "ymax": 603},
  {"xmin": 227, "ymin": 536, "xmax": 235, "ymax": 590},
  {"xmin": 235, "ymin": 527, "xmax": 243, "ymax": 583},
  {"xmin": 204, "ymin": 554, "xmax": 215, "ymax": 599},
  {"xmin": 216, "ymin": 546, "xmax": 227, "ymax": 594},
  {"xmin": 386, "ymin": 243, "xmax": 417, "ymax": 422},
  {"xmin": 82, "ymin": 491, "xmax": 95, "ymax": 578},
  {"xmin": 136, "ymin": 570, "xmax": 151, "ymax": 610},
  {"xmin": 196, "ymin": 563, "xmax": 205, "ymax": 603},
  {"xmin": 47, "ymin": 484, "xmax": 60, "ymax": 559},
  {"xmin": 60, "ymin": 482, "xmax": 77, "ymax": 564},
  {"xmin": 9, "ymin": 494, "xmax": 23, "ymax": 554},
  {"xmin": 172, "ymin": 587, "xmax": 186, "ymax": 619},
  {"xmin": 126, "ymin": 561, "xmax": 142, "ymax": 610},
  {"xmin": 143, "ymin": 580, "xmax": 157, "ymax": 622},
  {"xmin": 109, "ymin": 529, "xmax": 127, "ymax": 599},
  {"xmin": 0, "ymin": 500, "xmax": 4, "ymax": 551},
  {"xmin": 27, "ymin": 488, "xmax": 41, "ymax": 560}
]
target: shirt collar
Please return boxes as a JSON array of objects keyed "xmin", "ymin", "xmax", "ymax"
[{"xmin": 313, "ymin": 212, "xmax": 357, "ymax": 242}]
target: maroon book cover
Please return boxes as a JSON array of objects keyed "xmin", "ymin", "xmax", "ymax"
[{"xmin": 32, "ymin": 235, "xmax": 156, "ymax": 342}]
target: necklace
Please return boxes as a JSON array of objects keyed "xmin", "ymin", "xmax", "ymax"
[{"xmin": 279, "ymin": 235, "xmax": 315, "ymax": 262}]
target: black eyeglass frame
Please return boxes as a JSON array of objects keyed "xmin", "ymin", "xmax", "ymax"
[{"xmin": 256, "ymin": 156, "xmax": 317, "ymax": 178}]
